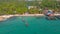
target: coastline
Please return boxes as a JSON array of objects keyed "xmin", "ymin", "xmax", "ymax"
[{"xmin": 0, "ymin": 14, "xmax": 60, "ymax": 21}]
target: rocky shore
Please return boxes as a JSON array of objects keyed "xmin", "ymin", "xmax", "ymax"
[
  {"xmin": 0, "ymin": 14, "xmax": 60, "ymax": 21},
  {"xmin": 0, "ymin": 15, "xmax": 14, "ymax": 21}
]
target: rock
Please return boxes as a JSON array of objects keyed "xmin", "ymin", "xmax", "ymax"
[{"xmin": 0, "ymin": 17, "xmax": 5, "ymax": 21}]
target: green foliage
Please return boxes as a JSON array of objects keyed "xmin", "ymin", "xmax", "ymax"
[
  {"xmin": 0, "ymin": 0, "xmax": 60, "ymax": 15},
  {"xmin": 40, "ymin": 0, "xmax": 58, "ymax": 9},
  {"xmin": 29, "ymin": 8, "xmax": 39, "ymax": 14},
  {"xmin": 0, "ymin": 1, "xmax": 28, "ymax": 15}
]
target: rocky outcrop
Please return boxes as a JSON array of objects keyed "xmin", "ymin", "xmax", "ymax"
[
  {"xmin": 0, "ymin": 16, "xmax": 5, "ymax": 21},
  {"xmin": 0, "ymin": 15, "xmax": 14, "ymax": 21}
]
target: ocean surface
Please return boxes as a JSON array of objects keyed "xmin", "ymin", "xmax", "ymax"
[{"xmin": 0, "ymin": 16, "xmax": 60, "ymax": 34}]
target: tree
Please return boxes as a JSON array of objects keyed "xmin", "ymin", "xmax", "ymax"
[{"xmin": 40, "ymin": 0, "xmax": 58, "ymax": 9}]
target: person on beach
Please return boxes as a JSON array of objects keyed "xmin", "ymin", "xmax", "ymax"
[
  {"xmin": 47, "ymin": 10, "xmax": 54, "ymax": 17},
  {"xmin": 43, "ymin": 8, "xmax": 56, "ymax": 20},
  {"xmin": 43, "ymin": 8, "xmax": 54, "ymax": 17}
]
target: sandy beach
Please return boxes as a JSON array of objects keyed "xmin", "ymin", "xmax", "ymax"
[{"xmin": 0, "ymin": 14, "xmax": 60, "ymax": 21}]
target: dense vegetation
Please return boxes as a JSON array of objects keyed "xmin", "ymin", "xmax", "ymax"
[{"xmin": 0, "ymin": 0, "xmax": 60, "ymax": 15}]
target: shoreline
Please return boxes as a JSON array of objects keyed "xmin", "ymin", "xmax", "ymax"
[{"xmin": 0, "ymin": 14, "xmax": 60, "ymax": 21}]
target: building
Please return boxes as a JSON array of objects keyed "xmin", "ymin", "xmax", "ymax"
[{"xmin": 28, "ymin": 6, "xmax": 37, "ymax": 9}]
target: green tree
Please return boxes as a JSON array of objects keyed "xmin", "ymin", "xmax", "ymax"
[{"xmin": 40, "ymin": 0, "xmax": 58, "ymax": 9}]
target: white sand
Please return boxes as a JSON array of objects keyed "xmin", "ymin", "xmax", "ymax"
[{"xmin": 14, "ymin": 14, "xmax": 44, "ymax": 16}]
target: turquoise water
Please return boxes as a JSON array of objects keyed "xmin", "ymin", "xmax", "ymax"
[{"xmin": 0, "ymin": 16, "xmax": 60, "ymax": 34}]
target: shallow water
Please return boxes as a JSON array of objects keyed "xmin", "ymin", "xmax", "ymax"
[{"xmin": 0, "ymin": 16, "xmax": 60, "ymax": 34}]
